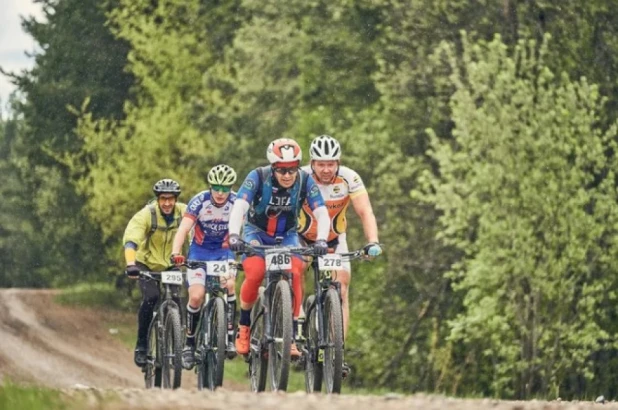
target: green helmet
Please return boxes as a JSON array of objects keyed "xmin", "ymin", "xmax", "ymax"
[{"xmin": 207, "ymin": 164, "xmax": 237, "ymax": 186}]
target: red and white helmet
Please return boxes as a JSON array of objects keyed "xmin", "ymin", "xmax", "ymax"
[{"xmin": 266, "ymin": 138, "xmax": 302, "ymax": 166}]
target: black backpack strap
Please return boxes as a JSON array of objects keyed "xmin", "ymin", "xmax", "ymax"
[{"xmin": 254, "ymin": 166, "xmax": 269, "ymax": 203}]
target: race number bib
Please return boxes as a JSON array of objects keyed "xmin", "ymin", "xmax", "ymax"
[
  {"xmin": 265, "ymin": 250, "xmax": 292, "ymax": 271},
  {"xmin": 318, "ymin": 254, "xmax": 343, "ymax": 271},
  {"xmin": 206, "ymin": 261, "xmax": 229, "ymax": 276},
  {"xmin": 161, "ymin": 271, "xmax": 183, "ymax": 285}
]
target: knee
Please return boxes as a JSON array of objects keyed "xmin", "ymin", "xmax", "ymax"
[
  {"xmin": 336, "ymin": 271, "xmax": 350, "ymax": 298},
  {"xmin": 243, "ymin": 256, "xmax": 265, "ymax": 284},
  {"xmin": 240, "ymin": 256, "xmax": 265, "ymax": 304},
  {"xmin": 225, "ymin": 277, "xmax": 236, "ymax": 295},
  {"xmin": 142, "ymin": 286, "xmax": 159, "ymax": 306},
  {"xmin": 188, "ymin": 291, "xmax": 204, "ymax": 308}
]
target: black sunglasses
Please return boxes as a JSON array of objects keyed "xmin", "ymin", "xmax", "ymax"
[{"xmin": 274, "ymin": 167, "xmax": 299, "ymax": 176}]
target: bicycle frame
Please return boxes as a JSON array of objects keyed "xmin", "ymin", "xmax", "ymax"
[
  {"xmin": 247, "ymin": 246, "xmax": 293, "ymax": 348},
  {"xmin": 239, "ymin": 241, "xmax": 313, "ymax": 392},
  {"xmin": 305, "ymin": 250, "xmax": 364, "ymax": 348},
  {"xmin": 184, "ymin": 261, "xmax": 231, "ymax": 355},
  {"xmin": 140, "ymin": 268, "xmax": 185, "ymax": 389},
  {"xmin": 141, "ymin": 271, "xmax": 183, "ymax": 324}
]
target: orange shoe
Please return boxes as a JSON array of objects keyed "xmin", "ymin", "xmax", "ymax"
[
  {"xmin": 290, "ymin": 343, "xmax": 301, "ymax": 359},
  {"xmin": 236, "ymin": 325, "xmax": 250, "ymax": 355}
]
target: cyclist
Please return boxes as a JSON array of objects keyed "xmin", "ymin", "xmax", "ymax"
[
  {"xmin": 170, "ymin": 164, "xmax": 239, "ymax": 370},
  {"xmin": 123, "ymin": 178, "xmax": 187, "ymax": 368},
  {"xmin": 298, "ymin": 135, "xmax": 382, "ymax": 372},
  {"xmin": 228, "ymin": 138, "xmax": 330, "ymax": 358}
]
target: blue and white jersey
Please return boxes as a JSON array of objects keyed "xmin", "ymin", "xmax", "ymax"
[
  {"xmin": 236, "ymin": 166, "xmax": 324, "ymax": 236},
  {"xmin": 184, "ymin": 190, "xmax": 236, "ymax": 255}
]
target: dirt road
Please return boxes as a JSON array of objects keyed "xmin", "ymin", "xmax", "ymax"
[{"xmin": 0, "ymin": 288, "xmax": 615, "ymax": 409}]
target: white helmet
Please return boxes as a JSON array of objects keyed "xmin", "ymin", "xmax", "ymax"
[
  {"xmin": 266, "ymin": 138, "xmax": 302, "ymax": 165},
  {"xmin": 310, "ymin": 135, "xmax": 341, "ymax": 160}
]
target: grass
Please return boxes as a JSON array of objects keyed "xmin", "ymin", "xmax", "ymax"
[
  {"xmin": 0, "ymin": 382, "xmax": 73, "ymax": 410},
  {"xmin": 55, "ymin": 282, "xmax": 138, "ymax": 312}
]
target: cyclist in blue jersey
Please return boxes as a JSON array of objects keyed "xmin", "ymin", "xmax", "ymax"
[
  {"xmin": 228, "ymin": 138, "xmax": 330, "ymax": 358},
  {"xmin": 170, "ymin": 164, "xmax": 239, "ymax": 369}
]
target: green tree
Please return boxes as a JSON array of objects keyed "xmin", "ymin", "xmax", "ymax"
[
  {"xmin": 0, "ymin": 0, "xmax": 134, "ymax": 285},
  {"xmin": 421, "ymin": 33, "xmax": 618, "ymax": 398}
]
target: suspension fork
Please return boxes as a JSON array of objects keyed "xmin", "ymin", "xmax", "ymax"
[{"xmin": 309, "ymin": 260, "xmax": 328, "ymax": 349}]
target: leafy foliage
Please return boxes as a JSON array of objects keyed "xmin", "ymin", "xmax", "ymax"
[{"xmin": 5, "ymin": 0, "xmax": 618, "ymax": 399}]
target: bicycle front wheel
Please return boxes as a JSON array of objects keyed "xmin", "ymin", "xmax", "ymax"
[
  {"xmin": 196, "ymin": 306, "xmax": 207, "ymax": 390},
  {"xmin": 162, "ymin": 307, "xmax": 183, "ymax": 389},
  {"xmin": 249, "ymin": 287, "xmax": 267, "ymax": 392},
  {"xmin": 269, "ymin": 280, "xmax": 293, "ymax": 392},
  {"xmin": 303, "ymin": 295, "xmax": 322, "ymax": 393},
  {"xmin": 144, "ymin": 315, "xmax": 162, "ymax": 389},
  {"xmin": 323, "ymin": 288, "xmax": 344, "ymax": 394},
  {"xmin": 205, "ymin": 297, "xmax": 227, "ymax": 390}
]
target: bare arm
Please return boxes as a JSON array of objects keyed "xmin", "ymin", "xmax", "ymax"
[
  {"xmin": 172, "ymin": 216, "xmax": 196, "ymax": 255},
  {"xmin": 351, "ymin": 192, "xmax": 379, "ymax": 243}
]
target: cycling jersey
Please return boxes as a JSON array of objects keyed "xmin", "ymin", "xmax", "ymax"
[
  {"xmin": 298, "ymin": 165, "xmax": 366, "ymax": 242},
  {"xmin": 236, "ymin": 166, "xmax": 325, "ymax": 236},
  {"xmin": 123, "ymin": 202, "xmax": 187, "ymax": 271},
  {"xmin": 184, "ymin": 190, "xmax": 236, "ymax": 259}
]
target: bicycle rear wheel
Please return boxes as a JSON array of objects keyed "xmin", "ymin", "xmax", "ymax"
[
  {"xmin": 205, "ymin": 297, "xmax": 227, "ymax": 390},
  {"xmin": 249, "ymin": 288, "xmax": 267, "ymax": 392},
  {"xmin": 323, "ymin": 288, "xmax": 344, "ymax": 394},
  {"xmin": 303, "ymin": 295, "xmax": 322, "ymax": 393},
  {"xmin": 162, "ymin": 307, "xmax": 183, "ymax": 389},
  {"xmin": 269, "ymin": 280, "xmax": 292, "ymax": 392},
  {"xmin": 144, "ymin": 315, "xmax": 162, "ymax": 389}
]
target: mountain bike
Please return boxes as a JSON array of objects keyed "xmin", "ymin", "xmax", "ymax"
[
  {"xmin": 183, "ymin": 259, "xmax": 237, "ymax": 391},
  {"xmin": 140, "ymin": 268, "xmax": 185, "ymax": 389},
  {"xmin": 237, "ymin": 241, "xmax": 312, "ymax": 392},
  {"xmin": 301, "ymin": 249, "xmax": 366, "ymax": 394}
]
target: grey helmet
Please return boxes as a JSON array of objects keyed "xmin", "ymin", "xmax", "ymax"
[{"xmin": 152, "ymin": 178, "xmax": 181, "ymax": 196}]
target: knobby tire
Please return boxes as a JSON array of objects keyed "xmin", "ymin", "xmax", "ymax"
[
  {"xmin": 144, "ymin": 314, "xmax": 162, "ymax": 389},
  {"xmin": 162, "ymin": 307, "xmax": 183, "ymax": 389},
  {"xmin": 303, "ymin": 295, "xmax": 322, "ymax": 393},
  {"xmin": 269, "ymin": 280, "xmax": 292, "ymax": 392},
  {"xmin": 249, "ymin": 288, "xmax": 267, "ymax": 392},
  {"xmin": 206, "ymin": 297, "xmax": 227, "ymax": 390},
  {"xmin": 323, "ymin": 288, "xmax": 344, "ymax": 394}
]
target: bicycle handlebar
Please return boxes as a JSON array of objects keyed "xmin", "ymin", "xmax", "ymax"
[
  {"xmin": 182, "ymin": 260, "xmax": 244, "ymax": 271},
  {"xmin": 139, "ymin": 269, "xmax": 185, "ymax": 281}
]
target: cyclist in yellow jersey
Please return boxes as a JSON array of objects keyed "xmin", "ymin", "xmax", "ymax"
[
  {"xmin": 123, "ymin": 178, "xmax": 187, "ymax": 367},
  {"xmin": 298, "ymin": 135, "xmax": 382, "ymax": 347}
]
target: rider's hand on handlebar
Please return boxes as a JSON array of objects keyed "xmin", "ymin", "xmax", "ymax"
[
  {"xmin": 170, "ymin": 253, "xmax": 185, "ymax": 266},
  {"xmin": 228, "ymin": 233, "xmax": 244, "ymax": 252},
  {"xmin": 125, "ymin": 265, "xmax": 140, "ymax": 279},
  {"xmin": 363, "ymin": 242, "xmax": 383, "ymax": 257},
  {"xmin": 313, "ymin": 239, "xmax": 328, "ymax": 256}
]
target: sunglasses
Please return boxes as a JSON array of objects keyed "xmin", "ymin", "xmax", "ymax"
[
  {"xmin": 274, "ymin": 167, "xmax": 299, "ymax": 176},
  {"xmin": 211, "ymin": 185, "xmax": 232, "ymax": 193}
]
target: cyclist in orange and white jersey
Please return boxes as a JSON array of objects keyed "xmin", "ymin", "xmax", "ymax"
[{"xmin": 298, "ymin": 135, "xmax": 382, "ymax": 345}]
